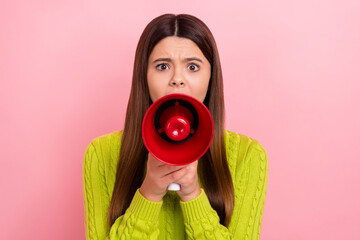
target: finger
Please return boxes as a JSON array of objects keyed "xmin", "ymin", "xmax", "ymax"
[
  {"xmin": 162, "ymin": 166, "xmax": 187, "ymax": 177},
  {"xmin": 147, "ymin": 153, "xmax": 165, "ymax": 166},
  {"xmin": 147, "ymin": 154, "xmax": 183, "ymax": 172},
  {"xmin": 157, "ymin": 164, "xmax": 187, "ymax": 177},
  {"xmin": 183, "ymin": 161, "xmax": 198, "ymax": 172},
  {"xmin": 147, "ymin": 156, "xmax": 186, "ymax": 177},
  {"xmin": 163, "ymin": 166, "xmax": 189, "ymax": 185},
  {"xmin": 147, "ymin": 154, "xmax": 172, "ymax": 174},
  {"xmin": 189, "ymin": 160, "xmax": 198, "ymax": 167}
]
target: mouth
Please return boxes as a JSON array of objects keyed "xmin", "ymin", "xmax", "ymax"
[{"xmin": 165, "ymin": 91, "xmax": 188, "ymax": 96}]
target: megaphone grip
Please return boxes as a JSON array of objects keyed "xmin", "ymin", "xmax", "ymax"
[{"xmin": 167, "ymin": 183, "xmax": 180, "ymax": 191}]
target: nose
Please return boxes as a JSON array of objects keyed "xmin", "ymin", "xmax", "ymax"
[
  {"xmin": 169, "ymin": 68, "xmax": 185, "ymax": 87},
  {"xmin": 169, "ymin": 79, "xmax": 185, "ymax": 87}
]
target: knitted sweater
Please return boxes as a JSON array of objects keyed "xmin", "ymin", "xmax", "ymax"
[{"xmin": 83, "ymin": 130, "xmax": 268, "ymax": 240}]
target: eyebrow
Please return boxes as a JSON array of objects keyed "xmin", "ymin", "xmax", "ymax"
[{"xmin": 152, "ymin": 57, "xmax": 203, "ymax": 63}]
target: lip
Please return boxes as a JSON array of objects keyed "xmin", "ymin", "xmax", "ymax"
[{"xmin": 165, "ymin": 91, "xmax": 188, "ymax": 96}]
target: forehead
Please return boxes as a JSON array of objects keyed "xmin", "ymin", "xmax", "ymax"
[{"xmin": 149, "ymin": 36, "xmax": 205, "ymax": 59}]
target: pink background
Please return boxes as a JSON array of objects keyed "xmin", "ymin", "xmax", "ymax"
[{"xmin": 1, "ymin": 0, "xmax": 359, "ymax": 239}]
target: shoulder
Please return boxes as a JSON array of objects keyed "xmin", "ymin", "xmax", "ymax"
[
  {"xmin": 83, "ymin": 130, "xmax": 123, "ymax": 179},
  {"xmin": 86, "ymin": 130, "xmax": 123, "ymax": 150},
  {"xmin": 224, "ymin": 129, "xmax": 267, "ymax": 155},
  {"xmin": 224, "ymin": 130, "xmax": 268, "ymax": 179},
  {"xmin": 84, "ymin": 130, "xmax": 123, "ymax": 158}
]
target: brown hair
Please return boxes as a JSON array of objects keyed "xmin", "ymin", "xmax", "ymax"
[{"xmin": 108, "ymin": 13, "xmax": 234, "ymax": 227}]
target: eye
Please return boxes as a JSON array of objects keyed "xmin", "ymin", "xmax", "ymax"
[
  {"xmin": 156, "ymin": 63, "xmax": 169, "ymax": 71},
  {"xmin": 188, "ymin": 63, "xmax": 199, "ymax": 72}
]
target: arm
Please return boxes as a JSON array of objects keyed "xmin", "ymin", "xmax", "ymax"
[
  {"xmin": 108, "ymin": 189, "xmax": 162, "ymax": 240},
  {"xmin": 83, "ymin": 142, "xmax": 162, "ymax": 240},
  {"xmin": 180, "ymin": 140, "xmax": 268, "ymax": 240}
]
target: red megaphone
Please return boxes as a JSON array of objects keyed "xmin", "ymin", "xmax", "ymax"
[
  {"xmin": 142, "ymin": 94, "xmax": 214, "ymax": 191},
  {"xmin": 142, "ymin": 93, "xmax": 214, "ymax": 168}
]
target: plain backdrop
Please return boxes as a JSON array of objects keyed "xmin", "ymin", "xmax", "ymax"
[{"xmin": 1, "ymin": 0, "xmax": 359, "ymax": 239}]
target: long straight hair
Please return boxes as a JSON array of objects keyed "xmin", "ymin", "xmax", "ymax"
[{"xmin": 108, "ymin": 14, "xmax": 234, "ymax": 227}]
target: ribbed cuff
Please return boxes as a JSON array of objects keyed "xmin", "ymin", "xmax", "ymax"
[
  {"xmin": 127, "ymin": 189, "xmax": 163, "ymax": 222},
  {"xmin": 180, "ymin": 188, "xmax": 215, "ymax": 223}
]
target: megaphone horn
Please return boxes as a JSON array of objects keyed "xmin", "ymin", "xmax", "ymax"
[
  {"xmin": 155, "ymin": 99, "xmax": 196, "ymax": 142},
  {"xmin": 142, "ymin": 93, "xmax": 214, "ymax": 190}
]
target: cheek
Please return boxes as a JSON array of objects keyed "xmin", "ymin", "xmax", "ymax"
[
  {"xmin": 147, "ymin": 72, "xmax": 167, "ymax": 102},
  {"xmin": 147, "ymin": 71, "xmax": 157, "ymax": 101},
  {"xmin": 199, "ymin": 71, "xmax": 211, "ymax": 90},
  {"xmin": 148, "ymin": 81, "xmax": 160, "ymax": 102},
  {"xmin": 191, "ymin": 75, "xmax": 210, "ymax": 101}
]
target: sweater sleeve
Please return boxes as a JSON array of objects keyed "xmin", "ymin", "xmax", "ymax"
[
  {"xmin": 180, "ymin": 140, "xmax": 268, "ymax": 240},
  {"xmin": 83, "ymin": 142, "xmax": 163, "ymax": 240}
]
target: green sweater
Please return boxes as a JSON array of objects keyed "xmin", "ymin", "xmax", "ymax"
[{"xmin": 83, "ymin": 130, "xmax": 268, "ymax": 240}]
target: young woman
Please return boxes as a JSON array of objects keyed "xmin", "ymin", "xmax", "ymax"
[{"xmin": 83, "ymin": 13, "xmax": 268, "ymax": 240}]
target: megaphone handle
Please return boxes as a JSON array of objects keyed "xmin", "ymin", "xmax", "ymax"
[{"xmin": 167, "ymin": 183, "xmax": 180, "ymax": 191}]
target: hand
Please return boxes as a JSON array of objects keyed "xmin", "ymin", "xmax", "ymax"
[
  {"xmin": 140, "ymin": 153, "xmax": 189, "ymax": 202},
  {"xmin": 139, "ymin": 153, "xmax": 201, "ymax": 202},
  {"xmin": 175, "ymin": 160, "xmax": 201, "ymax": 202}
]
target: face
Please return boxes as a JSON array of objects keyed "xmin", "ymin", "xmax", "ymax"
[{"xmin": 147, "ymin": 36, "xmax": 211, "ymax": 103}]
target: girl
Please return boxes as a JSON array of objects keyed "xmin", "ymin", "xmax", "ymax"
[{"xmin": 83, "ymin": 13, "xmax": 268, "ymax": 240}]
